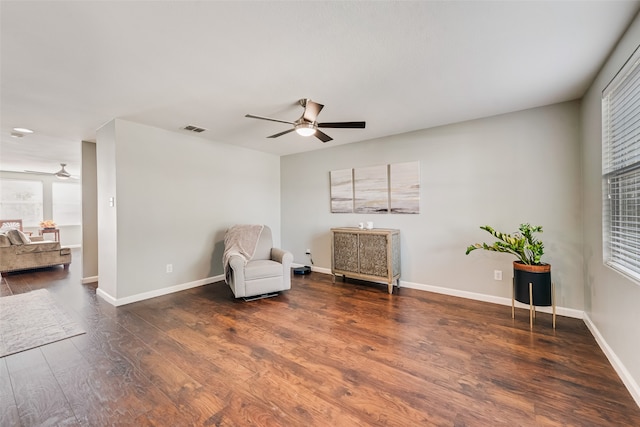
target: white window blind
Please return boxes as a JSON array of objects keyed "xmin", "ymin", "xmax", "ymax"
[{"xmin": 603, "ymin": 46, "xmax": 640, "ymax": 281}]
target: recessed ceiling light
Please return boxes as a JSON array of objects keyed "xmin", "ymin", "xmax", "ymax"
[{"xmin": 13, "ymin": 127, "xmax": 33, "ymax": 134}]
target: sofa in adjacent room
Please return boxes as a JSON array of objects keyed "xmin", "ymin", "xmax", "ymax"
[{"xmin": 0, "ymin": 229, "xmax": 71, "ymax": 274}]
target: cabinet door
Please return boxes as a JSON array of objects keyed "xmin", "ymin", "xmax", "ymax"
[
  {"xmin": 333, "ymin": 232, "xmax": 359, "ymax": 273},
  {"xmin": 359, "ymin": 233, "xmax": 388, "ymax": 277}
]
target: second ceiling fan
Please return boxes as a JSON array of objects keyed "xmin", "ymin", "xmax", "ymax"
[
  {"xmin": 24, "ymin": 163, "xmax": 76, "ymax": 180},
  {"xmin": 245, "ymin": 98, "xmax": 365, "ymax": 143}
]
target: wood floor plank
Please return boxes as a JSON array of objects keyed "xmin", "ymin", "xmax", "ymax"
[
  {"xmin": 0, "ymin": 357, "xmax": 20, "ymax": 426},
  {"xmin": 39, "ymin": 338, "xmax": 124, "ymax": 426},
  {"xmin": 0, "ymin": 276, "xmax": 12, "ymax": 297},
  {"xmin": 5, "ymin": 347, "xmax": 78, "ymax": 426}
]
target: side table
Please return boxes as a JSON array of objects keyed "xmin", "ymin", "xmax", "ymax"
[{"xmin": 39, "ymin": 228, "xmax": 60, "ymax": 242}]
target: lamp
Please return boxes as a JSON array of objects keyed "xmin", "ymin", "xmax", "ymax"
[{"xmin": 295, "ymin": 122, "xmax": 316, "ymax": 137}]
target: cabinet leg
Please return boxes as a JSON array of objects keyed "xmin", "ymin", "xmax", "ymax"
[{"xmin": 387, "ymin": 283, "xmax": 393, "ymax": 294}]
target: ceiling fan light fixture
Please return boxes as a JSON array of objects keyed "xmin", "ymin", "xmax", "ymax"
[
  {"xmin": 55, "ymin": 163, "xmax": 71, "ymax": 179},
  {"xmin": 295, "ymin": 122, "xmax": 316, "ymax": 137}
]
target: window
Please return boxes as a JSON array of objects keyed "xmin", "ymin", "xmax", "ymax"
[
  {"xmin": 0, "ymin": 179, "xmax": 44, "ymax": 227},
  {"xmin": 602, "ymin": 46, "xmax": 640, "ymax": 281},
  {"xmin": 52, "ymin": 182, "xmax": 81, "ymax": 226}
]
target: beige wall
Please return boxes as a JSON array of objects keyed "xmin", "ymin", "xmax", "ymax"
[
  {"xmin": 281, "ymin": 101, "xmax": 583, "ymax": 310},
  {"xmin": 96, "ymin": 119, "xmax": 281, "ymax": 302}
]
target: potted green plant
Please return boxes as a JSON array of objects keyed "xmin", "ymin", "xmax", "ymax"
[{"xmin": 465, "ymin": 223, "xmax": 551, "ymax": 306}]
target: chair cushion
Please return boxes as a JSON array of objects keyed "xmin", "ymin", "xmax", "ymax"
[
  {"xmin": 14, "ymin": 241, "xmax": 61, "ymax": 254},
  {"xmin": 244, "ymin": 259, "xmax": 283, "ymax": 280}
]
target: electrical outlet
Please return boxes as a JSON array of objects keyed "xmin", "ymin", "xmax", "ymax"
[
  {"xmin": 305, "ymin": 249, "xmax": 311, "ymax": 255},
  {"xmin": 166, "ymin": 264, "xmax": 173, "ymax": 273},
  {"xmin": 494, "ymin": 270, "xmax": 502, "ymax": 280}
]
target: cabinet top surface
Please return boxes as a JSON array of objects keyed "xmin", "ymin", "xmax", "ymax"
[{"xmin": 331, "ymin": 227, "xmax": 399, "ymax": 233}]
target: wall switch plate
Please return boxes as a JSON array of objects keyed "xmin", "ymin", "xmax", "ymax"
[{"xmin": 494, "ymin": 270, "xmax": 502, "ymax": 280}]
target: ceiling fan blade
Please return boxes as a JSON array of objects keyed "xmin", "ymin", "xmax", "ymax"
[
  {"xmin": 318, "ymin": 121, "xmax": 366, "ymax": 129},
  {"xmin": 302, "ymin": 100, "xmax": 324, "ymax": 122},
  {"xmin": 24, "ymin": 170, "xmax": 52, "ymax": 175},
  {"xmin": 267, "ymin": 128, "xmax": 296, "ymax": 138},
  {"xmin": 314, "ymin": 130, "xmax": 333, "ymax": 143},
  {"xmin": 245, "ymin": 114, "xmax": 295, "ymax": 125}
]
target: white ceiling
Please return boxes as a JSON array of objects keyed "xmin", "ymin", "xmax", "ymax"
[{"xmin": 1, "ymin": 1, "xmax": 639, "ymax": 177}]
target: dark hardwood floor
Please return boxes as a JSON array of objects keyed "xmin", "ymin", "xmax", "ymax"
[{"xmin": 1, "ymin": 249, "xmax": 639, "ymax": 426}]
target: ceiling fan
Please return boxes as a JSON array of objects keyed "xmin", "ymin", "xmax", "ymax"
[
  {"xmin": 245, "ymin": 98, "xmax": 366, "ymax": 143},
  {"xmin": 25, "ymin": 163, "xmax": 75, "ymax": 180}
]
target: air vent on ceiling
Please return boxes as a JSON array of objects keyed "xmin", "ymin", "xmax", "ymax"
[{"xmin": 183, "ymin": 125, "xmax": 207, "ymax": 133}]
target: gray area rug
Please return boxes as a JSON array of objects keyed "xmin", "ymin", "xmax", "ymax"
[{"xmin": 0, "ymin": 289, "xmax": 86, "ymax": 357}]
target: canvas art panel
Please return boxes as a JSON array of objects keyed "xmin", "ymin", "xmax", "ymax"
[
  {"xmin": 330, "ymin": 169, "xmax": 354, "ymax": 213},
  {"xmin": 354, "ymin": 165, "xmax": 389, "ymax": 213},
  {"xmin": 390, "ymin": 161, "xmax": 420, "ymax": 214}
]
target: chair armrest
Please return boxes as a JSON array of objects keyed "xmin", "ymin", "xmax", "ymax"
[
  {"xmin": 228, "ymin": 255, "xmax": 246, "ymax": 272},
  {"xmin": 226, "ymin": 254, "xmax": 247, "ymax": 287},
  {"xmin": 271, "ymin": 248, "xmax": 293, "ymax": 265}
]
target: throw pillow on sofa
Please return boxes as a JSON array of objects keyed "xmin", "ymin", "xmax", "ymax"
[
  {"xmin": 0, "ymin": 233, "xmax": 10, "ymax": 247},
  {"xmin": 6, "ymin": 229, "xmax": 30, "ymax": 245}
]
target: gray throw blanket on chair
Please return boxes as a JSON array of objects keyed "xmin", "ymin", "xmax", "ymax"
[{"xmin": 223, "ymin": 224, "xmax": 264, "ymax": 284}]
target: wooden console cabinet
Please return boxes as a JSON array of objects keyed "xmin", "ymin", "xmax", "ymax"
[{"xmin": 331, "ymin": 227, "xmax": 401, "ymax": 294}]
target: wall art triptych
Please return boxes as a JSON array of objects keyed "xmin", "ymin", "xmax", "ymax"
[{"xmin": 330, "ymin": 161, "xmax": 420, "ymax": 214}]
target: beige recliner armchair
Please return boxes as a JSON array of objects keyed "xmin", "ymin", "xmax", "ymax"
[{"xmin": 223, "ymin": 225, "xmax": 293, "ymax": 299}]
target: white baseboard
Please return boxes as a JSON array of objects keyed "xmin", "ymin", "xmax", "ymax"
[
  {"xmin": 307, "ymin": 270, "xmax": 583, "ymax": 318},
  {"xmin": 583, "ymin": 313, "xmax": 640, "ymax": 408},
  {"xmin": 399, "ymin": 280, "xmax": 584, "ymax": 319},
  {"xmin": 96, "ymin": 287, "xmax": 117, "ymax": 305},
  {"xmin": 82, "ymin": 276, "xmax": 98, "ymax": 284},
  {"xmin": 96, "ymin": 274, "xmax": 224, "ymax": 307},
  {"xmin": 291, "ymin": 263, "xmax": 332, "ymax": 275},
  {"xmin": 311, "ymin": 266, "xmax": 332, "ymax": 275}
]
